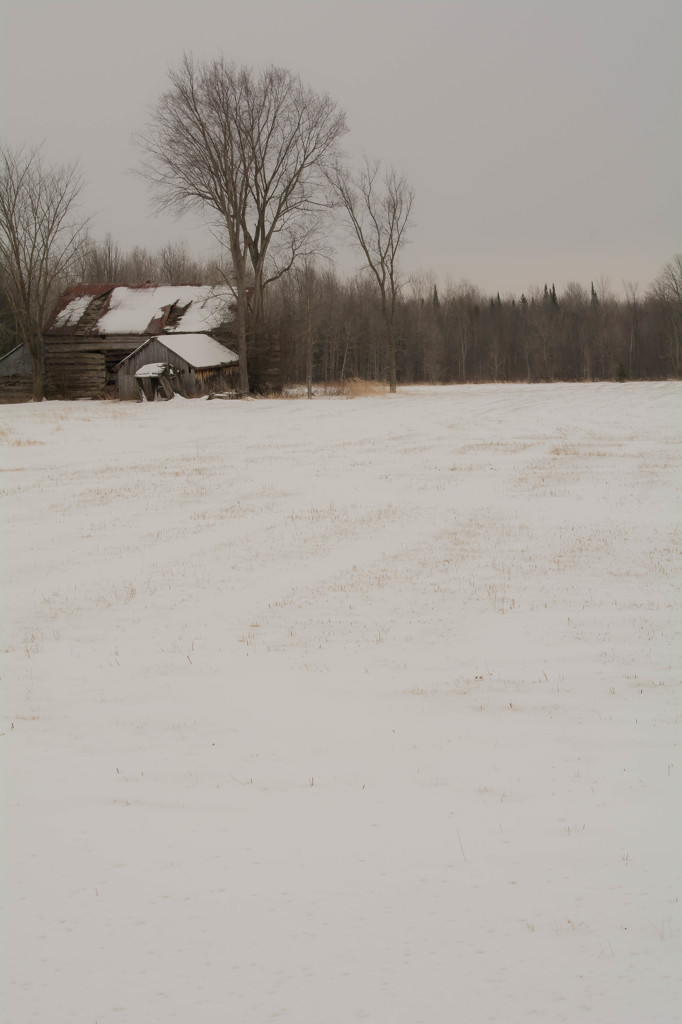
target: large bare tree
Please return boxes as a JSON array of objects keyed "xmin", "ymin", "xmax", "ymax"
[
  {"xmin": 137, "ymin": 55, "xmax": 347, "ymax": 394},
  {"xmin": 331, "ymin": 157, "xmax": 414, "ymax": 392},
  {"xmin": 0, "ymin": 143, "xmax": 88, "ymax": 400}
]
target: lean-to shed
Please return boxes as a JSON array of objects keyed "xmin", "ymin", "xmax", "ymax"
[
  {"xmin": 39, "ymin": 283, "xmax": 238, "ymax": 399},
  {"xmin": 0, "ymin": 343, "xmax": 34, "ymax": 403},
  {"xmin": 117, "ymin": 334, "xmax": 240, "ymax": 400}
]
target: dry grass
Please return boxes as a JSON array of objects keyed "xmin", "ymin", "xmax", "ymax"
[
  {"xmin": 551, "ymin": 443, "xmax": 611, "ymax": 457},
  {"xmin": 342, "ymin": 378, "xmax": 389, "ymax": 398}
]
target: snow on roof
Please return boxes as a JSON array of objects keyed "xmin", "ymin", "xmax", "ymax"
[
  {"xmin": 134, "ymin": 363, "xmax": 172, "ymax": 379},
  {"xmin": 51, "ymin": 285, "xmax": 235, "ymax": 336},
  {"xmin": 156, "ymin": 335, "xmax": 239, "ymax": 368},
  {"xmin": 52, "ymin": 293, "xmax": 93, "ymax": 327},
  {"xmin": 119, "ymin": 335, "xmax": 239, "ymax": 371}
]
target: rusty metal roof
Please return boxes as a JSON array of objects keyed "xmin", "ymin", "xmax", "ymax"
[{"xmin": 46, "ymin": 283, "xmax": 236, "ymax": 337}]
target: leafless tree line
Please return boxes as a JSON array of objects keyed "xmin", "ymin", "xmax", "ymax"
[
  {"xmin": 2, "ymin": 199, "xmax": 680, "ymax": 388},
  {"xmin": 265, "ymin": 262, "xmax": 682, "ymax": 385},
  {"xmin": 74, "ymin": 234, "xmax": 227, "ymax": 288}
]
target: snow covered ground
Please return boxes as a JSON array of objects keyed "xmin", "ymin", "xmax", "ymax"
[{"xmin": 1, "ymin": 382, "xmax": 680, "ymax": 1023}]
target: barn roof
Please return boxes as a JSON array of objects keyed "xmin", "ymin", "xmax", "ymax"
[
  {"xmin": 119, "ymin": 334, "xmax": 239, "ymax": 371},
  {"xmin": 47, "ymin": 284, "xmax": 236, "ymax": 337}
]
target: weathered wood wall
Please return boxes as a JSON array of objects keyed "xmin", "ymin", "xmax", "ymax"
[
  {"xmin": 43, "ymin": 335, "xmax": 141, "ymax": 400},
  {"xmin": 117, "ymin": 338, "xmax": 240, "ymax": 400},
  {"xmin": 193, "ymin": 365, "xmax": 241, "ymax": 397},
  {"xmin": 0, "ymin": 373, "xmax": 34, "ymax": 403}
]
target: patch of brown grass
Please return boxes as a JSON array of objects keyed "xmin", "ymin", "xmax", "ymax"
[{"xmin": 342, "ymin": 378, "xmax": 389, "ymax": 398}]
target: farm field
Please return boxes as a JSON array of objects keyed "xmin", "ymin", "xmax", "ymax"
[{"xmin": 1, "ymin": 382, "xmax": 680, "ymax": 1023}]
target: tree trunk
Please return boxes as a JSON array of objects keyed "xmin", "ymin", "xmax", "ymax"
[
  {"xmin": 29, "ymin": 334, "xmax": 45, "ymax": 402},
  {"xmin": 235, "ymin": 282, "xmax": 249, "ymax": 396},
  {"xmin": 306, "ymin": 294, "xmax": 313, "ymax": 399},
  {"xmin": 381, "ymin": 292, "xmax": 397, "ymax": 393},
  {"xmin": 387, "ymin": 320, "xmax": 396, "ymax": 392}
]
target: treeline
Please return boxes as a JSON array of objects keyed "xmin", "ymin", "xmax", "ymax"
[
  {"xmin": 264, "ymin": 259, "xmax": 682, "ymax": 385},
  {"xmin": 2, "ymin": 234, "xmax": 680, "ymax": 385},
  {"xmin": 74, "ymin": 236, "xmax": 226, "ymax": 289},
  {"xmin": 62, "ymin": 242, "xmax": 682, "ymax": 384}
]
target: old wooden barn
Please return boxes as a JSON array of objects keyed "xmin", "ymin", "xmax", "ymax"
[
  {"xmin": 0, "ymin": 283, "xmax": 239, "ymax": 401},
  {"xmin": 117, "ymin": 334, "xmax": 239, "ymax": 400}
]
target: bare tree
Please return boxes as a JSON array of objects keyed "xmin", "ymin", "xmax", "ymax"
[
  {"xmin": 331, "ymin": 157, "xmax": 414, "ymax": 392},
  {"xmin": 76, "ymin": 232, "xmax": 124, "ymax": 284},
  {"xmin": 0, "ymin": 143, "xmax": 88, "ymax": 400},
  {"xmin": 137, "ymin": 55, "xmax": 347, "ymax": 394},
  {"xmin": 648, "ymin": 254, "xmax": 682, "ymax": 376},
  {"xmin": 622, "ymin": 280, "xmax": 640, "ymax": 379},
  {"xmin": 158, "ymin": 240, "xmax": 206, "ymax": 285},
  {"xmin": 442, "ymin": 280, "xmax": 483, "ymax": 383}
]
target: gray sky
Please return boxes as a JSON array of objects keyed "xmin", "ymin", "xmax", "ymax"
[{"xmin": 2, "ymin": 0, "xmax": 680, "ymax": 296}]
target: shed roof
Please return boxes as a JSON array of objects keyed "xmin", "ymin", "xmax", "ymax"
[
  {"xmin": 119, "ymin": 334, "xmax": 239, "ymax": 371},
  {"xmin": 48, "ymin": 284, "xmax": 236, "ymax": 337}
]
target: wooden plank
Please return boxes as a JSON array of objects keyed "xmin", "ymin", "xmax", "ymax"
[
  {"xmin": 45, "ymin": 359, "xmax": 107, "ymax": 368},
  {"xmin": 45, "ymin": 343, "xmax": 140, "ymax": 355}
]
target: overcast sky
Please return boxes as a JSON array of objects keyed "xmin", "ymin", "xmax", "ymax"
[{"xmin": 1, "ymin": 0, "xmax": 680, "ymax": 296}]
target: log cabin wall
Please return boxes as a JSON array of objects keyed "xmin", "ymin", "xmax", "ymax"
[
  {"xmin": 44, "ymin": 334, "xmax": 142, "ymax": 400},
  {"xmin": 0, "ymin": 373, "xmax": 33, "ymax": 402}
]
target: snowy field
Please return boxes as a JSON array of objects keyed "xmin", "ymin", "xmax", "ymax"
[{"xmin": 1, "ymin": 382, "xmax": 680, "ymax": 1024}]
